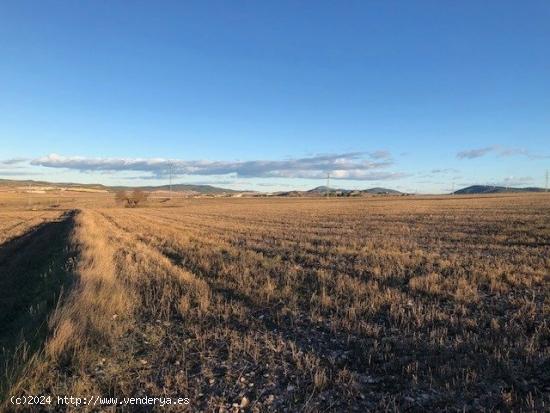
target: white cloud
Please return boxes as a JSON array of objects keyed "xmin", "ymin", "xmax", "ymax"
[
  {"xmin": 430, "ymin": 168, "xmax": 459, "ymax": 174},
  {"xmin": 457, "ymin": 145, "xmax": 549, "ymax": 160},
  {"xmin": 456, "ymin": 146, "xmax": 495, "ymax": 159},
  {"xmin": 499, "ymin": 176, "xmax": 534, "ymax": 187},
  {"xmin": 367, "ymin": 150, "xmax": 392, "ymax": 160},
  {"xmin": 30, "ymin": 152, "xmax": 407, "ymax": 181},
  {"xmin": 0, "ymin": 158, "xmax": 28, "ymax": 166}
]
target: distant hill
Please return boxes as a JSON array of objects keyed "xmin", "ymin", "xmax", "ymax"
[
  {"xmin": 0, "ymin": 178, "xmax": 106, "ymax": 189},
  {"xmin": 0, "ymin": 179, "xmax": 109, "ymax": 191},
  {"xmin": 0, "ymin": 179, "xmax": 241, "ymax": 194},
  {"xmin": 307, "ymin": 186, "xmax": 401, "ymax": 195},
  {"xmin": 274, "ymin": 186, "xmax": 402, "ymax": 197},
  {"xmin": 454, "ymin": 185, "xmax": 546, "ymax": 195},
  {"xmin": 363, "ymin": 187, "xmax": 402, "ymax": 195},
  {"xmin": 112, "ymin": 183, "xmax": 239, "ymax": 194},
  {"xmin": 0, "ymin": 178, "xmax": 406, "ymax": 196},
  {"xmin": 307, "ymin": 186, "xmax": 338, "ymax": 194}
]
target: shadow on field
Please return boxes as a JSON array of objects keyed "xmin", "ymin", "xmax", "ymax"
[
  {"xmin": 162, "ymin": 246, "xmax": 549, "ymax": 411},
  {"xmin": 0, "ymin": 210, "xmax": 77, "ymax": 400}
]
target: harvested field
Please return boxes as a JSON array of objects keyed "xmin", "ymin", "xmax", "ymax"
[
  {"xmin": 0, "ymin": 210, "xmax": 77, "ymax": 399},
  {"xmin": 0, "ymin": 210, "xmax": 65, "ymax": 244},
  {"xmin": 1, "ymin": 194, "xmax": 549, "ymax": 412}
]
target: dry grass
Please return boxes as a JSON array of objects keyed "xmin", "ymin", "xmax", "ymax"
[
  {"xmin": 0, "ymin": 209, "xmax": 76, "ymax": 401},
  {"xmin": 0, "ymin": 210, "xmax": 64, "ymax": 244},
  {"xmin": 1, "ymin": 193, "xmax": 549, "ymax": 411}
]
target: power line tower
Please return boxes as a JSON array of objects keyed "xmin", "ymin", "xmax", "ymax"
[
  {"xmin": 546, "ymin": 169, "xmax": 549, "ymax": 192},
  {"xmin": 326, "ymin": 173, "xmax": 330, "ymax": 198}
]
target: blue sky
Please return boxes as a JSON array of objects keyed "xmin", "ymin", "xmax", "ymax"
[{"xmin": 1, "ymin": 1, "xmax": 549, "ymax": 193}]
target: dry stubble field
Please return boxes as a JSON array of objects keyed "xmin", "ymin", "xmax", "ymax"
[{"xmin": 1, "ymin": 194, "xmax": 549, "ymax": 412}]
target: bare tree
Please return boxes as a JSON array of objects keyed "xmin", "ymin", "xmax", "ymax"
[
  {"xmin": 115, "ymin": 190, "xmax": 128, "ymax": 205},
  {"xmin": 130, "ymin": 189, "xmax": 148, "ymax": 207},
  {"xmin": 115, "ymin": 189, "xmax": 148, "ymax": 207}
]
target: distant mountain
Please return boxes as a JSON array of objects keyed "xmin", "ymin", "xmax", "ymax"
[
  {"xmin": 363, "ymin": 187, "xmax": 402, "ymax": 194},
  {"xmin": 307, "ymin": 186, "xmax": 401, "ymax": 195},
  {"xmin": 0, "ymin": 179, "xmax": 242, "ymax": 194},
  {"xmin": 274, "ymin": 190, "xmax": 303, "ymax": 197},
  {"xmin": 276, "ymin": 186, "xmax": 402, "ymax": 196},
  {"xmin": 0, "ymin": 179, "xmax": 108, "ymax": 191},
  {"xmin": 307, "ymin": 186, "xmax": 339, "ymax": 193},
  {"xmin": 0, "ymin": 178, "xmax": 406, "ymax": 196},
  {"xmin": 114, "ymin": 184, "xmax": 240, "ymax": 194},
  {"xmin": 454, "ymin": 185, "xmax": 546, "ymax": 194}
]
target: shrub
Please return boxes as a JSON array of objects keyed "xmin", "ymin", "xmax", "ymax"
[{"xmin": 114, "ymin": 190, "xmax": 149, "ymax": 208}]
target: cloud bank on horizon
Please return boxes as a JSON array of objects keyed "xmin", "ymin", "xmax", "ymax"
[
  {"xmin": 28, "ymin": 152, "xmax": 408, "ymax": 181},
  {"xmin": 0, "ymin": 144, "xmax": 546, "ymax": 192},
  {"xmin": 456, "ymin": 146, "xmax": 550, "ymax": 160}
]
